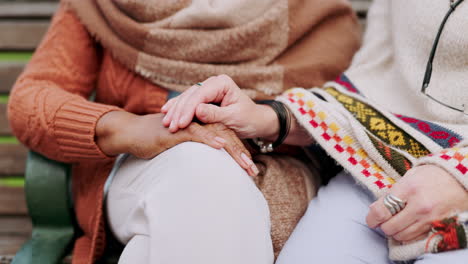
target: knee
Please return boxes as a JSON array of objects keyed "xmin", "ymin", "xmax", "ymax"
[
  {"xmin": 169, "ymin": 141, "xmax": 235, "ymax": 161},
  {"xmin": 148, "ymin": 142, "xmax": 267, "ymax": 208},
  {"xmin": 165, "ymin": 141, "xmax": 235, "ymax": 168},
  {"xmin": 161, "ymin": 141, "xmax": 248, "ymax": 183}
]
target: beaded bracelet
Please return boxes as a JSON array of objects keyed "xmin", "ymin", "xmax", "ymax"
[{"xmin": 248, "ymin": 101, "xmax": 291, "ymax": 153}]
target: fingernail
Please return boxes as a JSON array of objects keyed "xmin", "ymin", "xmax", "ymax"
[
  {"xmin": 170, "ymin": 120, "xmax": 176, "ymax": 130},
  {"xmin": 161, "ymin": 104, "xmax": 167, "ymax": 111},
  {"xmin": 163, "ymin": 115, "xmax": 169, "ymax": 124},
  {"xmin": 251, "ymin": 164, "xmax": 259, "ymax": 176},
  {"xmin": 241, "ymin": 153, "xmax": 253, "ymax": 166},
  {"xmin": 214, "ymin": 137, "xmax": 226, "ymax": 145}
]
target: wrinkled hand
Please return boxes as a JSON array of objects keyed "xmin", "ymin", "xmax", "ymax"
[
  {"xmin": 96, "ymin": 111, "xmax": 258, "ymax": 176},
  {"xmin": 366, "ymin": 165, "xmax": 468, "ymax": 243},
  {"xmin": 161, "ymin": 75, "xmax": 279, "ymax": 139}
]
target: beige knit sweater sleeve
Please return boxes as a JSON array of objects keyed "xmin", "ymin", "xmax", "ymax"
[
  {"xmin": 7, "ymin": 5, "xmax": 121, "ymax": 163},
  {"xmin": 346, "ymin": 0, "xmax": 392, "ymax": 80}
]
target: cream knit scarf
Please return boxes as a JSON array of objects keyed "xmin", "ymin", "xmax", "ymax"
[{"xmin": 64, "ymin": 0, "xmax": 360, "ymax": 99}]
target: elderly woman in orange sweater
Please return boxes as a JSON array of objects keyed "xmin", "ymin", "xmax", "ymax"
[{"xmin": 7, "ymin": 0, "xmax": 360, "ymax": 263}]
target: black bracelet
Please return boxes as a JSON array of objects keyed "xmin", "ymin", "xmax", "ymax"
[{"xmin": 248, "ymin": 100, "xmax": 291, "ymax": 153}]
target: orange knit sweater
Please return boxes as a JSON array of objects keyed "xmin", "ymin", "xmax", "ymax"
[{"xmin": 7, "ymin": 6, "xmax": 168, "ymax": 264}]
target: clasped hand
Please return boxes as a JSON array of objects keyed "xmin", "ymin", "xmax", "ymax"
[
  {"xmin": 366, "ymin": 165, "xmax": 468, "ymax": 243},
  {"xmin": 96, "ymin": 111, "xmax": 258, "ymax": 176},
  {"xmin": 160, "ymin": 74, "xmax": 468, "ymax": 243}
]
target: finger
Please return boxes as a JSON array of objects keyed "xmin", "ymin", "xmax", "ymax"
[
  {"xmin": 196, "ymin": 104, "xmax": 231, "ymax": 124},
  {"xmin": 185, "ymin": 123, "xmax": 225, "ymax": 149},
  {"xmin": 176, "ymin": 75, "xmax": 239, "ymax": 128},
  {"xmin": 176, "ymin": 76, "xmax": 229, "ymax": 128},
  {"xmin": 164, "ymin": 97, "xmax": 182, "ymax": 129},
  {"xmin": 367, "ymin": 195, "xmax": 394, "ymax": 228},
  {"xmin": 367, "ymin": 186, "xmax": 410, "ymax": 228},
  {"xmin": 392, "ymin": 222, "xmax": 432, "ymax": 243},
  {"xmin": 161, "ymin": 97, "xmax": 177, "ymax": 114},
  {"xmin": 171, "ymin": 76, "xmax": 219, "ymax": 130},
  {"xmin": 216, "ymin": 128, "xmax": 258, "ymax": 177},
  {"xmin": 162, "ymin": 98, "xmax": 178, "ymax": 126},
  {"xmin": 167, "ymin": 94, "xmax": 187, "ymax": 132},
  {"xmin": 380, "ymin": 203, "xmax": 418, "ymax": 236},
  {"xmin": 170, "ymin": 86, "xmax": 200, "ymax": 131}
]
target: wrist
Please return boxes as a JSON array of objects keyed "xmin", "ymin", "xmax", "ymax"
[
  {"xmin": 96, "ymin": 111, "xmax": 137, "ymax": 156},
  {"xmin": 254, "ymin": 104, "xmax": 280, "ymax": 141}
]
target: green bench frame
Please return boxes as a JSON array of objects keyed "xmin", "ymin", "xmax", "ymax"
[
  {"xmin": 11, "ymin": 152, "xmax": 121, "ymax": 264},
  {"xmin": 12, "ymin": 152, "xmax": 74, "ymax": 264}
]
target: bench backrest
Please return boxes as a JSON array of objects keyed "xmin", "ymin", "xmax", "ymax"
[{"xmin": 0, "ymin": 1, "xmax": 58, "ymax": 261}]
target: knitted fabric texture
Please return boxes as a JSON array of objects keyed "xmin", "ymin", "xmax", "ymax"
[
  {"xmin": 277, "ymin": 75, "xmax": 468, "ymax": 261},
  {"xmin": 63, "ymin": 0, "xmax": 361, "ymax": 100},
  {"xmin": 346, "ymin": 0, "xmax": 468, "ymax": 126}
]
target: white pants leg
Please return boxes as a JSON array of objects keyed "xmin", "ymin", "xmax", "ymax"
[
  {"xmin": 106, "ymin": 142, "xmax": 274, "ymax": 264},
  {"xmin": 276, "ymin": 171, "xmax": 468, "ymax": 264}
]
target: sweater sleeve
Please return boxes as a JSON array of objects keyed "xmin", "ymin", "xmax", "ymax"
[
  {"xmin": 7, "ymin": 4, "xmax": 122, "ymax": 164},
  {"xmin": 345, "ymin": 0, "xmax": 392, "ymax": 77},
  {"xmin": 413, "ymin": 141, "xmax": 468, "ymax": 190}
]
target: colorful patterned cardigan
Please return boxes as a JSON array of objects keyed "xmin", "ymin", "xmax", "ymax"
[{"xmin": 276, "ymin": 75, "xmax": 468, "ymax": 261}]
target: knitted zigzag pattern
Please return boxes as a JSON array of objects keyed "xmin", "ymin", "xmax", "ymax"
[
  {"xmin": 277, "ymin": 88, "xmax": 397, "ymax": 195},
  {"xmin": 276, "ymin": 76, "xmax": 468, "ymax": 260},
  {"xmin": 395, "ymin": 114, "xmax": 462, "ymax": 148},
  {"xmin": 324, "ymin": 87, "xmax": 430, "ymax": 158},
  {"xmin": 334, "ymin": 75, "xmax": 463, "ymax": 148},
  {"xmin": 367, "ymin": 133, "xmax": 412, "ymax": 176}
]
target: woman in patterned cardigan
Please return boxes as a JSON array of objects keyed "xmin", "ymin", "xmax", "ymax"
[{"xmin": 163, "ymin": 0, "xmax": 468, "ymax": 262}]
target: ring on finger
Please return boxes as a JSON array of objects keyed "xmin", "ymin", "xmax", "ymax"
[
  {"xmin": 195, "ymin": 82, "xmax": 203, "ymax": 86},
  {"xmin": 384, "ymin": 194, "xmax": 407, "ymax": 216}
]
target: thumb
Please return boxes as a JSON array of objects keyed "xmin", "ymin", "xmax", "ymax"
[{"xmin": 196, "ymin": 103, "xmax": 230, "ymax": 124}]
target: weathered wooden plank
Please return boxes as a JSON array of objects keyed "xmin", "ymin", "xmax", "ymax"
[
  {"xmin": 0, "ymin": 216, "xmax": 31, "ymax": 236},
  {"xmin": 0, "ymin": 236, "xmax": 25, "ymax": 257},
  {"xmin": 0, "ymin": 186, "xmax": 27, "ymax": 215},
  {"xmin": 0, "ymin": 2, "xmax": 58, "ymax": 19},
  {"xmin": 0, "ymin": 144, "xmax": 27, "ymax": 176},
  {"xmin": 0, "ymin": 61, "xmax": 23, "ymax": 94},
  {"xmin": 0, "ymin": 21, "xmax": 49, "ymax": 50},
  {"xmin": 0, "ymin": 104, "xmax": 12, "ymax": 136}
]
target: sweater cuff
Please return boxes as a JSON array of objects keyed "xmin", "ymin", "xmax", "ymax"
[
  {"xmin": 413, "ymin": 146, "xmax": 468, "ymax": 190},
  {"xmin": 53, "ymin": 99, "xmax": 122, "ymax": 162}
]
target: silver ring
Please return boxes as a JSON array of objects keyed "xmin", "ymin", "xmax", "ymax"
[
  {"xmin": 195, "ymin": 82, "xmax": 203, "ymax": 86},
  {"xmin": 383, "ymin": 194, "xmax": 406, "ymax": 216}
]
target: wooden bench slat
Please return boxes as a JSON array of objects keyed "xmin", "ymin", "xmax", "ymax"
[
  {"xmin": 0, "ymin": 21, "xmax": 50, "ymax": 50},
  {"xmin": 0, "ymin": 104, "xmax": 12, "ymax": 136},
  {"xmin": 0, "ymin": 61, "xmax": 24, "ymax": 94},
  {"xmin": 0, "ymin": 144, "xmax": 27, "ymax": 176},
  {"xmin": 0, "ymin": 186, "xmax": 27, "ymax": 215},
  {"xmin": 0, "ymin": 235, "xmax": 25, "ymax": 256},
  {"xmin": 0, "ymin": 2, "xmax": 58, "ymax": 19},
  {"xmin": 0, "ymin": 216, "xmax": 31, "ymax": 236}
]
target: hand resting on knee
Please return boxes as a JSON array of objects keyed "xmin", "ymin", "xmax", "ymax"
[{"xmin": 95, "ymin": 111, "xmax": 258, "ymax": 176}]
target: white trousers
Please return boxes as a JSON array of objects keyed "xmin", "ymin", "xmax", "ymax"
[
  {"xmin": 276, "ymin": 171, "xmax": 468, "ymax": 264},
  {"xmin": 105, "ymin": 142, "xmax": 274, "ymax": 264}
]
